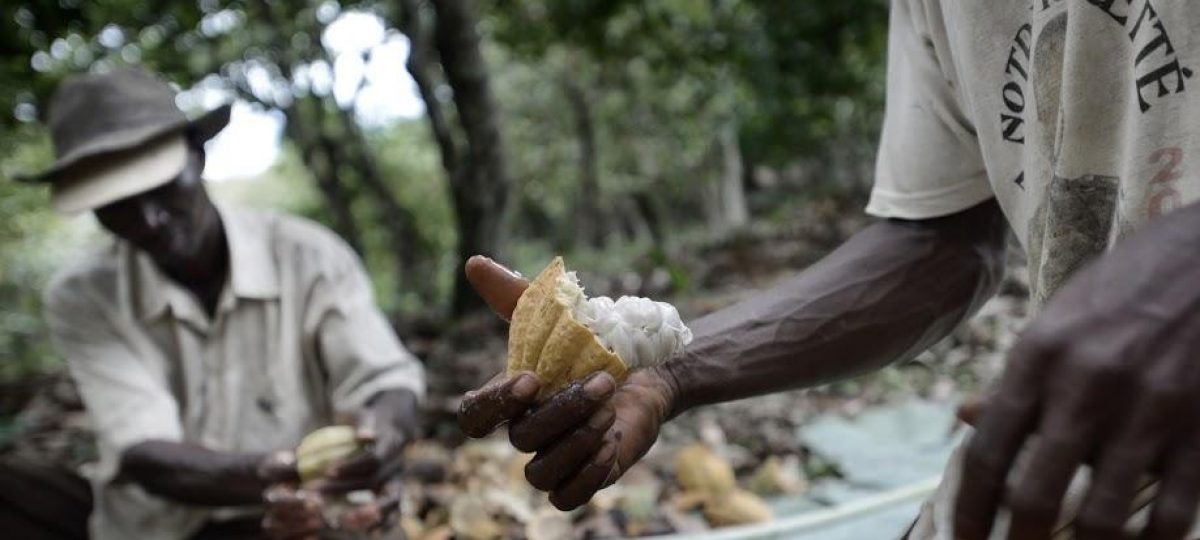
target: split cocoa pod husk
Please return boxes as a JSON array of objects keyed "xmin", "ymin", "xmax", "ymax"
[{"xmin": 506, "ymin": 257, "xmax": 628, "ymax": 400}]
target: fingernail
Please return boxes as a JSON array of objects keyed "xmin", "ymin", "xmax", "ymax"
[
  {"xmin": 485, "ymin": 256, "xmax": 522, "ymax": 277},
  {"xmin": 589, "ymin": 406, "xmax": 615, "ymax": 430},
  {"xmin": 511, "ymin": 374, "xmax": 539, "ymax": 400},
  {"xmin": 583, "ymin": 373, "xmax": 615, "ymax": 399}
]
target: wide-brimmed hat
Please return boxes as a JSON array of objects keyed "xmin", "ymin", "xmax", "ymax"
[{"xmin": 15, "ymin": 67, "xmax": 231, "ymax": 214}]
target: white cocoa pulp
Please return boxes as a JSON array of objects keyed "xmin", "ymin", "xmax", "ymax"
[{"xmin": 555, "ymin": 271, "xmax": 693, "ymax": 368}]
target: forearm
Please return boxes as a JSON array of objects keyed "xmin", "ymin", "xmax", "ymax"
[
  {"xmin": 664, "ymin": 199, "xmax": 1008, "ymax": 414},
  {"xmin": 120, "ymin": 441, "xmax": 285, "ymax": 506}
]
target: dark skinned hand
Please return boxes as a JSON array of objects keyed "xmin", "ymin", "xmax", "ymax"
[
  {"xmin": 262, "ymin": 474, "xmax": 401, "ymax": 539},
  {"xmin": 335, "ymin": 482, "xmax": 403, "ymax": 532},
  {"xmin": 309, "ymin": 389, "xmax": 418, "ymax": 495},
  {"xmin": 954, "ymin": 205, "xmax": 1200, "ymax": 540},
  {"xmin": 262, "ymin": 484, "xmax": 325, "ymax": 540},
  {"xmin": 262, "ymin": 464, "xmax": 402, "ymax": 538},
  {"xmin": 459, "ymin": 256, "xmax": 679, "ymax": 510}
]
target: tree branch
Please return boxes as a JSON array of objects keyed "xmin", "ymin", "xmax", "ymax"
[{"xmin": 396, "ymin": 0, "xmax": 460, "ymax": 175}]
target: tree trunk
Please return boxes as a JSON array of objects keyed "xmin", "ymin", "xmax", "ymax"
[
  {"xmin": 391, "ymin": 0, "xmax": 511, "ymax": 315},
  {"xmin": 433, "ymin": 0, "xmax": 511, "ymax": 316},
  {"xmin": 284, "ymin": 98, "xmax": 365, "ymax": 254},
  {"xmin": 632, "ymin": 191, "xmax": 665, "ymax": 246},
  {"xmin": 628, "ymin": 103, "xmax": 671, "ymax": 246},
  {"xmin": 396, "ymin": 0, "xmax": 459, "ymax": 176},
  {"xmin": 393, "ymin": 0, "xmax": 511, "ymax": 314},
  {"xmin": 718, "ymin": 119, "xmax": 750, "ymax": 229},
  {"xmin": 235, "ymin": 3, "xmax": 369, "ymax": 256},
  {"xmin": 563, "ymin": 78, "xmax": 605, "ymax": 249},
  {"xmin": 614, "ymin": 195, "xmax": 653, "ymax": 243},
  {"xmin": 700, "ymin": 119, "xmax": 750, "ymax": 235},
  {"xmin": 232, "ymin": 1, "xmax": 435, "ymax": 307},
  {"xmin": 333, "ymin": 105, "xmax": 427, "ymax": 296}
]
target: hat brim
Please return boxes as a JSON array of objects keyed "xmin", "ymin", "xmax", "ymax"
[
  {"xmin": 15, "ymin": 103, "xmax": 231, "ymax": 184},
  {"xmin": 188, "ymin": 102, "xmax": 232, "ymax": 144},
  {"xmin": 50, "ymin": 133, "xmax": 189, "ymax": 215}
]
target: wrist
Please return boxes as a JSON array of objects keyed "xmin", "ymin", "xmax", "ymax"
[
  {"xmin": 256, "ymin": 449, "xmax": 299, "ymax": 487},
  {"xmin": 652, "ymin": 358, "xmax": 689, "ymax": 421},
  {"xmin": 365, "ymin": 389, "xmax": 421, "ymax": 441}
]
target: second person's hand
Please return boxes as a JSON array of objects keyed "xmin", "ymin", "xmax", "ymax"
[{"xmin": 312, "ymin": 389, "xmax": 418, "ymax": 495}]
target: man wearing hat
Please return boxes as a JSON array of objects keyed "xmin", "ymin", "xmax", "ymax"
[{"xmin": 5, "ymin": 67, "xmax": 425, "ymax": 539}]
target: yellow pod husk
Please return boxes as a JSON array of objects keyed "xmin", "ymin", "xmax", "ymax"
[
  {"xmin": 703, "ymin": 489, "xmax": 774, "ymax": 527},
  {"xmin": 507, "ymin": 257, "xmax": 628, "ymax": 400},
  {"xmin": 296, "ymin": 425, "xmax": 362, "ymax": 483},
  {"xmin": 675, "ymin": 444, "xmax": 737, "ymax": 496},
  {"xmin": 747, "ymin": 456, "xmax": 808, "ymax": 496}
]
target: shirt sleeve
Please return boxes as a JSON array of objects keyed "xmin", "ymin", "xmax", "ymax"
[
  {"xmin": 306, "ymin": 242, "xmax": 426, "ymax": 416},
  {"xmin": 43, "ymin": 275, "xmax": 183, "ymax": 455},
  {"xmin": 867, "ymin": 0, "xmax": 994, "ymax": 219}
]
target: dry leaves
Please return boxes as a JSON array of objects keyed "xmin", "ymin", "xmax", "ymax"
[{"xmin": 392, "ymin": 436, "xmax": 792, "ymax": 539}]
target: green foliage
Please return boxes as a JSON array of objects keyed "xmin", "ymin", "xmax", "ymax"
[
  {"xmin": 481, "ymin": 0, "xmax": 890, "ymax": 284},
  {"xmin": 0, "ymin": 125, "xmax": 98, "ymax": 383},
  {"xmin": 366, "ymin": 121, "xmax": 457, "ymax": 312},
  {"xmin": 488, "ymin": 0, "xmax": 889, "ymax": 165},
  {"xmin": 0, "ymin": 0, "xmax": 892, "ymax": 382},
  {"xmin": 211, "ymin": 119, "xmax": 457, "ymax": 313}
]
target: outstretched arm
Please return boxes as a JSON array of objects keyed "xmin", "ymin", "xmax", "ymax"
[
  {"xmin": 666, "ymin": 197, "xmax": 1007, "ymax": 413},
  {"xmin": 460, "ymin": 198, "xmax": 1008, "ymax": 510}
]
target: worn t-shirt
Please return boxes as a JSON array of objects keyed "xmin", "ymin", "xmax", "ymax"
[
  {"xmin": 868, "ymin": 0, "xmax": 1198, "ymax": 308},
  {"xmin": 866, "ymin": 0, "xmax": 1199, "ymax": 537},
  {"xmin": 44, "ymin": 206, "xmax": 426, "ymax": 540}
]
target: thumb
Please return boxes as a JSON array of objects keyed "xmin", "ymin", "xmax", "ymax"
[
  {"xmin": 354, "ymin": 410, "xmax": 379, "ymax": 444},
  {"xmin": 464, "ymin": 255, "xmax": 529, "ymax": 321}
]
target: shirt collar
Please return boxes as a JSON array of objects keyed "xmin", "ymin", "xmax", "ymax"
[
  {"xmin": 218, "ymin": 205, "xmax": 279, "ymax": 301},
  {"xmin": 123, "ymin": 205, "xmax": 279, "ymax": 323}
]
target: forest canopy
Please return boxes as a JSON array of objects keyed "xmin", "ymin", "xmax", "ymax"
[{"xmin": 0, "ymin": 0, "xmax": 888, "ymax": 386}]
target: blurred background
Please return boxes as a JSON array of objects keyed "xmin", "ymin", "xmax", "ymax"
[
  {"xmin": 1, "ymin": 0, "xmax": 891, "ymax": 402},
  {"xmin": 0, "ymin": 1, "xmax": 1029, "ymax": 537}
]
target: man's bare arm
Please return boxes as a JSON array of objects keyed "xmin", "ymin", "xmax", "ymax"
[
  {"xmin": 666, "ymin": 197, "xmax": 1008, "ymax": 413},
  {"xmin": 119, "ymin": 442, "xmax": 296, "ymax": 507},
  {"xmin": 121, "ymin": 388, "xmax": 418, "ymax": 509},
  {"xmin": 458, "ymin": 198, "xmax": 1009, "ymax": 509}
]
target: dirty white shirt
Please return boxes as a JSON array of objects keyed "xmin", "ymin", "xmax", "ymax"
[
  {"xmin": 867, "ymin": 0, "xmax": 1200, "ymax": 538},
  {"xmin": 43, "ymin": 206, "xmax": 426, "ymax": 540}
]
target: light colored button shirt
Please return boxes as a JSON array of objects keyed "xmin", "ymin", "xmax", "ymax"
[{"xmin": 43, "ymin": 206, "xmax": 425, "ymax": 540}]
